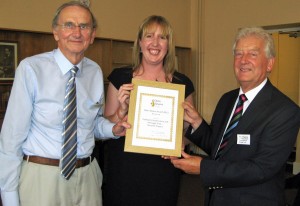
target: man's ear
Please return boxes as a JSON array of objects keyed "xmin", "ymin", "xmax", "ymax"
[
  {"xmin": 89, "ymin": 29, "xmax": 96, "ymax": 44},
  {"xmin": 53, "ymin": 28, "xmax": 59, "ymax": 41},
  {"xmin": 267, "ymin": 57, "xmax": 275, "ymax": 72}
]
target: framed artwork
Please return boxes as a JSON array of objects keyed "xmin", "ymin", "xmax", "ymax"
[{"xmin": 0, "ymin": 42, "xmax": 18, "ymax": 80}]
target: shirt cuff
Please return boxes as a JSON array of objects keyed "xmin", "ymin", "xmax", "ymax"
[
  {"xmin": 107, "ymin": 121, "xmax": 121, "ymax": 139},
  {"xmin": 1, "ymin": 190, "xmax": 20, "ymax": 206},
  {"xmin": 95, "ymin": 117, "xmax": 120, "ymax": 140}
]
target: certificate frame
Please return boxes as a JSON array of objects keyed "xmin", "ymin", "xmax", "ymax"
[{"xmin": 125, "ymin": 78, "xmax": 185, "ymax": 157}]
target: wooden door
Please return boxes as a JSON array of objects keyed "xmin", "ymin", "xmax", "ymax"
[
  {"xmin": 270, "ymin": 32, "xmax": 300, "ymax": 103},
  {"xmin": 271, "ymin": 32, "xmax": 300, "ymax": 173}
]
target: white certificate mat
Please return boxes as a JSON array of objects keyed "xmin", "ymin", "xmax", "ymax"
[{"xmin": 124, "ymin": 79, "xmax": 185, "ymax": 157}]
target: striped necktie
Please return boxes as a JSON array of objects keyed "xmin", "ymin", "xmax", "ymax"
[
  {"xmin": 215, "ymin": 94, "xmax": 247, "ymax": 159},
  {"xmin": 61, "ymin": 66, "xmax": 79, "ymax": 180}
]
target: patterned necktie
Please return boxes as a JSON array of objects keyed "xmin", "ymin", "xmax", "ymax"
[
  {"xmin": 61, "ymin": 66, "xmax": 79, "ymax": 180},
  {"xmin": 215, "ymin": 94, "xmax": 247, "ymax": 159}
]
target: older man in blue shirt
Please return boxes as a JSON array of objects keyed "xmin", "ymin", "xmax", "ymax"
[{"xmin": 0, "ymin": 1, "xmax": 130, "ymax": 206}]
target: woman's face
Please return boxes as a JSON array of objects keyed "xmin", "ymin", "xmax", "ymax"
[{"xmin": 139, "ymin": 24, "xmax": 168, "ymax": 66}]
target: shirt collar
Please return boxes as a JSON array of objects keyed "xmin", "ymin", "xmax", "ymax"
[
  {"xmin": 54, "ymin": 48, "xmax": 83, "ymax": 75},
  {"xmin": 239, "ymin": 78, "xmax": 267, "ymax": 104}
]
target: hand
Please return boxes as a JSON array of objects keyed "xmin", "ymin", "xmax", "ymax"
[
  {"xmin": 170, "ymin": 151, "xmax": 202, "ymax": 175},
  {"xmin": 117, "ymin": 83, "xmax": 134, "ymax": 119},
  {"xmin": 112, "ymin": 115, "xmax": 131, "ymax": 137},
  {"xmin": 182, "ymin": 101, "xmax": 203, "ymax": 130},
  {"xmin": 161, "ymin": 155, "xmax": 180, "ymax": 160}
]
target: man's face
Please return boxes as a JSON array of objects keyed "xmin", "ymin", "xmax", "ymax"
[
  {"xmin": 233, "ymin": 35, "xmax": 274, "ymax": 92},
  {"xmin": 52, "ymin": 5, "xmax": 95, "ymax": 63}
]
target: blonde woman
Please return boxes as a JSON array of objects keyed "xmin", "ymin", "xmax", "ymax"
[{"xmin": 102, "ymin": 15, "xmax": 195, "ymax": 206}]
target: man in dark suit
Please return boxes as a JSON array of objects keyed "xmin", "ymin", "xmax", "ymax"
[{"xmin": 170, "ymin": 27, "xmax": 300, "ymax": 205}]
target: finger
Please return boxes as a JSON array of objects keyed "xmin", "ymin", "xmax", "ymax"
[
  {"xmin": 181, "ymin": 151, "xmax": 190, "ymax": 159},
  {"xmin": 182, "ymin": 103, "xmax": 194, "ymax": 114},
  {"xmin": 121, "ymin": 115, "xmax": 128, "ymax": 121},
  {"xmin": 119, "ymin": 117, "xmax": 131, "ymax": 129},
  {"xmin": 119, "ymin": 95, "xmax": 130, "ymax": 104},
  {"xmin": 118, "ymin": 91, "xmax": 130, "ymax": 99},
  {"xmin": 170, "ymin": 158, "xmax": 184, "ymax": 169},
  {"xmin": 122, "ymin": 122, "xmax": 131, "ymax": 129},
  {"xmin": 162, "ymin": 155, "xmax": 173, "ymax": 160},
  {"xmin": 182, "ymin": 101, "xmax": 193, "ymax": 109},
  {"xmin": 120, "ymin": 84, "xmax": 134, "ymax": 92}
]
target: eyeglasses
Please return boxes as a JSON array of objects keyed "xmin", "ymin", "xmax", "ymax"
[{"xmin": 57, "ymin": 22, "xmax": 92, "ymax": 32}]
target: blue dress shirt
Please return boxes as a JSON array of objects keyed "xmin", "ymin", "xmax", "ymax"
[{"xmin": 0, "ymin": 49, "xmax": 116, "ymax": 205}]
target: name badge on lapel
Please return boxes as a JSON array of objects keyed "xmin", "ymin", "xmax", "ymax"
[{"xmin": 237, "ymin": 134, "xmax": 250, "ymax": 145}]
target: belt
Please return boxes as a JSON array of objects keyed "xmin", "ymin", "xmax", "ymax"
[{"xmin": 23, "ymin": 155, "xmax": 94, "ymax": 168}]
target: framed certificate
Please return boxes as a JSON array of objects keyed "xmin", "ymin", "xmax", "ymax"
[{"xmin": 124, "ymin": 78, "xmax": 185, "ymax": 157}]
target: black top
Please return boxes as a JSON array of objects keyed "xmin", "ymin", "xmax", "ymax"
[{"xmin": 102, "ymin": 67, "xmax": 195, "ymax": 206}]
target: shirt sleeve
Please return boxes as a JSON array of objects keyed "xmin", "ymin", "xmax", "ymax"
[
  {"xmin": 94, "ymin": 116, "xmax": 119, "ymax": 139},
  {"xmin": 0, "ymin": 60, "xmax": 34, "ymax": 202},
  {"xmin": 93, "ymin": 89, "xmax": 119, "ymax": 140}
]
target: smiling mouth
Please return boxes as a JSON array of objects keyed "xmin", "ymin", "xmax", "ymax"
[
  {"xmin": 70, "ymin": 40, "xmax": 82, "ymax": 43},
  {"xmin": 149, "ymin": 49, "xmax": 159, "ymax": 55},
  {"xmin": 240, "ymin": 67, "xmax": 251, "ymax": 72}
]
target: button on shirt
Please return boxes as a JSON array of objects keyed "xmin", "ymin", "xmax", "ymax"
[{"xmin": 0, "ymin": 49, "xmax": 116, "ymax": 205}]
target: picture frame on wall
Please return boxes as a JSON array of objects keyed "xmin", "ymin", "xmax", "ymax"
[{"xmin": 0, "ymin": 42, "xmax": 18, "ymax": 80}]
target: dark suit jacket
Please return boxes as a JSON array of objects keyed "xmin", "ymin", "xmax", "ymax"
[{"xmin": 186, "ymin": 80, "xmax": 300, "ymax": 206}]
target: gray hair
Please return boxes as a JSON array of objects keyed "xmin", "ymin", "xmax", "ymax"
[
  {"xmin": 232, "ymin": 27, "xmax": 275, "ymax": 59},
  {"xmin": 52, "ymin": 1, "xmax": 97, "ymax": 29}
]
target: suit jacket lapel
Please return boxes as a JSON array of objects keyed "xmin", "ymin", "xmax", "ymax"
[{"xmin": 212, "ymin": 90, "xmax": 239, "ymax": 159}]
